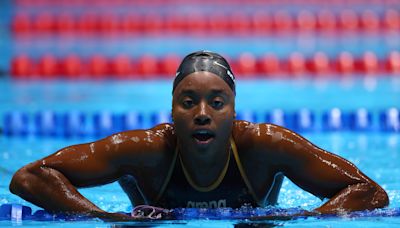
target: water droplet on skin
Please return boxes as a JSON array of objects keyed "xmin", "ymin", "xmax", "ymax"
[
  {"xmin": 294, "ymin": 143, "xmax": 303, "ymax": 150},
  {"xmin": 271, "ymin": 131, "xmax": 283, "ymax": 143},
  {"xmin": 55, "ymin": 151, "xmax": 63, "ymax": 156},
  {"xmin": 111, "ymin": 134, "xmax": 124, "ymax": 144},
  {"xmin": 144, "ymin": 131, "xmax": 154, "ymax": 143},
  {"xmin": 131, "ymin": 136, "xmax": 140, "ymax": 142},
  {"xmin": 89, "ymin": 143, "xmax": 95, "ymax": 154},
  {"xmin": 255, "ymin": 124, "xmax": 261, "ymax": 137}
]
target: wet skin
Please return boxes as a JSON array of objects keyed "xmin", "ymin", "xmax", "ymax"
[
  {"xmin": 172, "ymin": 71, "xmax": 235, "ymax": 187},
  {"xmin": 9, "ymin": 72, "xmax": 389, "ymax": 220}
]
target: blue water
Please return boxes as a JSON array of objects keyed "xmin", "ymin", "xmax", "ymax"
[
  {"xmin": 11, "ymin": 33, "xmax": 400, "ymax": 59},
  {"xmin": 1, "ymin": 0, "xmax": 400, "ymax": 225},
  {"xmin": 1, "ymin": 77, "xmax": 399, "ymax": 113},
  {"xmin": 0, "ymin": 77, "xmax": 399, "ymax": 227}
]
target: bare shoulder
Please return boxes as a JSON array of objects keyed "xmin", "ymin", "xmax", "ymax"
[
  {"xmin": 231, "ymin": 122, "xmax": 287, "ymax": 187},
  {"xmin": 121, "ymin": 123, "xmax": 176, "ymax": 147},
  {"xmin": 232, "ymin": 121, "xmax": 302, "ymax": 158},
  {"xmin": 231, "ymin": 120, "xmax": 270, "ymax": 156},
  {"xmin": 232, "ymin": 121, "xmax": 284, "ymax": 148},
  {"xmin": 231, "ymin": 120, "xmax": 255, "ymax": 145},
  {"xmin": 100, "ymin": 123, "xmax": 177, "ymax": 166}
]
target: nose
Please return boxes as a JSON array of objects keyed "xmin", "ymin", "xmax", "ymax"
[{"xmin": 194, "ymin": 102, "xmax": 211, "ymax": 125}]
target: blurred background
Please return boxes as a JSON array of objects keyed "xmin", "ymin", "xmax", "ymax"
[
  {"xmin": 0, "ymin": 0, "xmax": 400, "ymax": 221},
  {"xmin": 0, "ymin": 0, "xmax": 399, "ymax": 134},
  {"xmin": 0, "ymin": 0, "xmax": 399, "ymax": 135}
]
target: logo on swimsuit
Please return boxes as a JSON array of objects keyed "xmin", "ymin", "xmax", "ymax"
[{"xmin": 186, "ymin": 199, "xmax": 226, "ymax": 208}]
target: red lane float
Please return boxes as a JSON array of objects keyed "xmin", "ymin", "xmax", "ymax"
[
  {"xmin": 13, "ymin": 0, "xmax": 400, "ymax": 7},
  {"xmin": 287, "ymin": 52, "xmax": 306, "ymax": 76},
  {"xmin": 10, "ymin": 52, "xmax": 400, "ymax": 79},
  {"xmin": 111, "ymin": 54, "xmax": 134, "ymax": 78},
  {"xmin": 11, "ymin": 10, "xmax": 400, "ymax": 34},
  {"xmin": 335, "ymin": 52, "xmax": 355, "ymax": 75},
  {"xmin": 37, "ymin": 54, "xmax": 58, "ymax": 78},
  {"xmin": 136, "ymin": 54, "xmax": 159, "ymax": 77},
  {"xmin": 308, "ymin": 52, "xmax": 331, "ymax": 75},
  {"xmin": 159, "ymin": 54, "xmax": 180, "ymax": 77},
  {"xmin": 88, "ymin": 54, "xmax": 109, "ymax": 78},
  {"xmin": 11, "ymin": 55, "xmax": 35, "ymax": 78},
  {"xmin": 387, "ymin": 51, "xmax": 400, "ymax": 74},
  {"xmin": 257, "ymin": 54, "xmax": 281, "ymax": 76},
  {"xmin": 235, "ymin": 53, "xmax": 257, "ymax": 76},
  {"xmin": 60, "ymin": 54, "xmax": 83, "ymax": 78}
]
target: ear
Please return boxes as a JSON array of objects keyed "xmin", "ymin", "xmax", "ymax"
[{"xmin": 234, "ymin": 111, "xmax": 237, "ymax": 119}]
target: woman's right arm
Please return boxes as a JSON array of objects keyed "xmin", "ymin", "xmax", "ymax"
[{"xmin": 9, "ymin": 125, "xmax": 174, "ymax": 219}]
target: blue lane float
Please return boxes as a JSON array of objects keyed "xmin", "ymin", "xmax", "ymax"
[
  {"xmin": 322, "ymin": 108, "xmax": 349, "ymax": 131},
  {"xmin": 291, "ymin": 109, "xmax": 315, "ymax": 132},
  {"xmin": 236, "ymin": 110, "xmax": 257, "ymax": 123},
  {"xmin": 3, "ymin": 111, "xmax": 29, "ymax": 136},
  {"xmin": 1, "ymin": 108, "xmax": 399, "ymax": 138},
  {"xmin": 120, "ymin": 111, "xmax": 143, "ymax": 131},
  {"xmin": 265, "ymin": 109, "xmax": 288, "ymax": 127},
  {"xmin": 62, "ymin": 111, "xmax": 87, "ymax": 137},
  {"xmin": 0, "ymin": 204, "xmax": 32, "ymax": 220},
  {"xmin": 34, "ymin": 110, "xmax": 59, "ymax": 137},
  {"xmin": 1, "ymin": 204, "xmax": 400, "ymax": 221},
  {"xmin": 93, "ymin": 111, "xmax": 117, "ymax": 137},
  {"xmin": 0, "ymin": 204, "xmax": 90, "ymax": 221},
  {"xmin": 150, "ymin": 111, "xmax": 172, "ymax": 126},
  {"xmin": 380, "ymin": 108, "xmax": 400, "ymax": 132},
  {"xmin": 349, "ymin": 108, "xmax": 373, "ymax": 131}
]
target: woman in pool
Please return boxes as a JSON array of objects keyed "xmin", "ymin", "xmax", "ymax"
[{"xmin": 10, "ymin": 51, "xmax": 389, "ymax": 220}]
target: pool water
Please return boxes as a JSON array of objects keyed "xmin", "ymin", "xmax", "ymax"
[{"xmin": 0, "ymin": 78, "xmax": 399, "ymax": 227}]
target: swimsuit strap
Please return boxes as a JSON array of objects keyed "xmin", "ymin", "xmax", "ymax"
[
  {"xmin": 230, "ymin": 137, "xmax": 264, "ymax": 206},
  {"xmin": 154, "ymin": 137, "xmax": 263, "ymax": 206},
  {"xmin": 154, "ymin": 146, "xmax": 178, "ymax": 203},
  {"xmin": 154, "ymin": 141, "xmax": 230, "ymax": 201},
  {"xmin": 180, "ymin": 144, "xmax": 231, "ymax": 192}
]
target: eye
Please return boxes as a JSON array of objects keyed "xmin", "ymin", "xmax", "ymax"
[
  {"xmin": 211, "ymin": 98, "xmax": 224, "ymax": 109},
  {"xmin": 182, "ymin": 98, "xmax": 194, "ymax": 108}
]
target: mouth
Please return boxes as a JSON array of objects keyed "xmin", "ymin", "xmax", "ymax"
[{"xmin": 192, "ymin": 130, "xmax": 215, "ymax": 145}]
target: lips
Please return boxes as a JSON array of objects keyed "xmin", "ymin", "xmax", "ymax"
[{"xmin": 192, "ymin": 129, "xmax": 215, "ymax": 144}]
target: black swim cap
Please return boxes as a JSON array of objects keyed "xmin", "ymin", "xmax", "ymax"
[{"xmin": 172, "ymin": 51, "xmax": 236, "ymax": 95}]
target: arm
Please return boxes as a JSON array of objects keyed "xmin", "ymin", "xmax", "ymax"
[
  {"xmin": 261, "ymin": 124, "xmax": 389, "ymax": 214},
  {"xmin": 9, "ymin": 124, "xmax": 174, "ymax": 219}
]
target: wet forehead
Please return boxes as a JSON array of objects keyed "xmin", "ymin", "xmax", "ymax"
[{"xmin": 173, "ymin": 72, "xmax": 233, "ymax": 97}]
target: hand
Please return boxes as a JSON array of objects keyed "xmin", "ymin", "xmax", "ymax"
[
  {"xmin": 131, "ymin": 205, "xmax": 173, "ymax": 220},
  {"xmin": 90, "ymin": 211, "xmax": 139, "ymax": 222}
]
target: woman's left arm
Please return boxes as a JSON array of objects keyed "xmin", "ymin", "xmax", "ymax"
[{"xmin": 261, "ymin": 124, "xmax": 389, "ymax": 214}]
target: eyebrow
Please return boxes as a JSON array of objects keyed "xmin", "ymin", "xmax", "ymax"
[
  {"xmin": 179, "ymin": 89, "xmax": 196, "ymax": 95},
  {"xmin": 179, "ymin": 89, "xmax": 227, "ymax": 95},
  {"xmin": 209, "ymin": 89, "xmax": 226, "ymax": 95}
]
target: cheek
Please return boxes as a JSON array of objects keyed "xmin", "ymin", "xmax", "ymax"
[
  {"xmin": 216, "ymin": 108, "xmax": 235, "ymax": 127},
  {"xmin": 172, "ymin": 113, "xmax": 194, "ymax": 140},
  {"xmin": 172, "ymin": 108, "xmax": 191, "ymax": 127}
]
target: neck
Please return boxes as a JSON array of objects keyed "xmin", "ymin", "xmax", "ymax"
[{"xmin": 178, "ymin": 139, "xmax": 231, "ymax": 189}]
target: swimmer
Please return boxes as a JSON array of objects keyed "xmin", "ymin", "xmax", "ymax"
[{"xmin": 9, "ymin": 51, "xmax": 389, "ymax": 221}]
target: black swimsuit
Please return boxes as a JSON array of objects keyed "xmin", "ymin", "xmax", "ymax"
[{"xmin": 153, "ymin": 138, "xmax": 262, "ymax": 208}]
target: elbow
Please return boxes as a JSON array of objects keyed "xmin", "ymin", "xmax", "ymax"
[
  {"xmin": 9, "ymin": 165, "xmax": 35, "ymax": 197},
  {"xmin": 360, "ymin": 181, "xmax": 390, "ymax": 209},
  {"xmin": 372, "ymin": 184, "xmax": 389, "ymax": 208}
]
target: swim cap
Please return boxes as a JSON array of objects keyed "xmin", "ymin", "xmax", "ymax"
[{"xmin": 172, "ymin": 51, "xmax": 236, "ymax": 95}]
